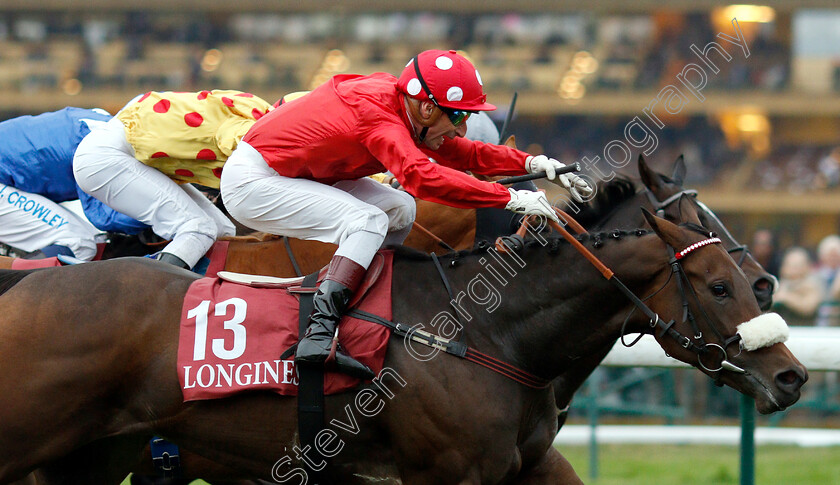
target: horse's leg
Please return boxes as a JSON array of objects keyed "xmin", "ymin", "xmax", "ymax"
[
  {"xmin": 128, "ymin": 475, "xmax": 192, "ymax": 485},
  {"xmin": 132, "ymin": 444, "xmax": 271, "ymax": 485},
  {"xmin": 5, "ymin": 475, "xmax": 38, "ymax": 485},
  {"xmin": 26, "ymin": 435, "xmax": 148, "ymax": 485},
  {"xmin": 513, "ymin": 448, "xmax": 583, "ymax": 485},
  {"xmin": 0, "ymin": 263, "xmax": 193, "ymax": 481}
]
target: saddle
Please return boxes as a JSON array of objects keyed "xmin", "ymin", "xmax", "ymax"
[
  {"xmin": 217, "ymin": 250, "xmax": 387, "ymax": 309},
  {"xmin": 176, "ymin": 251, "xmax": 392, "ymax": 401}
]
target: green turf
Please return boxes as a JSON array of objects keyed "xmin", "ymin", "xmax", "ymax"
[
  {"xmin": 560, "ymin": 444, "xmax": 840, "ymax": 485},
  {"xmin": 120, "ymin": 444, "xmax": 840, "ymax": 484}
]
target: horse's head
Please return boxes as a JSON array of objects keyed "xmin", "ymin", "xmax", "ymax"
[
  {"xmin": 638, "ymin": 155, "xmax": 777, "ymax": 311},
  {"xmin": 640, "ymin": 207, "xmax": 806, "ymax": 414}
]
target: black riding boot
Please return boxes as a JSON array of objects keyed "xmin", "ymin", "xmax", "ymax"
[
  {"xmin": 296, "ymin": 256, "xmax": 375, "ymax": 380},
  {"xmin": 157, "ymin": 252, "xmax": 190, "ymax": 270}
]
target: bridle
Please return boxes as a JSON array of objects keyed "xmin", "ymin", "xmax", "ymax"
[
  {"xmin": 645, "ymin": 188, "xmax": 753, "ymax": 269},
  {"xmin": 660, "ymin": 223, "xmax": 747, "ymax": 376},
  {"xmin": 540, "ymin": 211, "xmax": 752, "ymax": 378},
  {"xmin": 349, "ymin": 210, "xmax": 759, "ymax": 390}
]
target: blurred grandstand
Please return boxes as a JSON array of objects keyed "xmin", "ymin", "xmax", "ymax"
[
  {"xmin": 0, "ymin": 0, "xmax": 838, "ymax": 248},
  {"xmin": 0, "ymin": 0, "xmax": 838, "ymax": 436}
]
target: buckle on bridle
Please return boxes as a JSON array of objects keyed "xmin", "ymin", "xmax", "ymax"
[{"xmin": 649, "ymin": 314, "xmax": 661, "ymax": 328}]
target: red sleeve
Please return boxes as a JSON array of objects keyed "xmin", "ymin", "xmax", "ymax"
[
  {"xmin": 420, "ymin": 136, "xmax": 529, "ymax": 176},
  {"xmin": 362, "ymin": 124, "xmax": 513, "ymax": 209}
]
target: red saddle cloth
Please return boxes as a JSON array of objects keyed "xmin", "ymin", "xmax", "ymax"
[
  {"xmin": 11, "ymin": 257, "xmax": 62, "ymax": 269},
  {"xmin": 177, "ymin": 251, "xmax": 393, "ymax": 402},
  {"xmin": 10, "ymin": 243, "xmax": 106, "ymax": 269}
]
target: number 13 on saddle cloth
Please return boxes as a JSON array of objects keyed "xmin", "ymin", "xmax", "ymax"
[{"xmin": 176, "ymin": 251, "xmax": 393, "ymax": 401}]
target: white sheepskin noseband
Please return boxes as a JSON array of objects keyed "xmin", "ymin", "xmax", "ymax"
[{"xmin": 736, "ymin": 312, "xmax": 789, "ymax": 351}]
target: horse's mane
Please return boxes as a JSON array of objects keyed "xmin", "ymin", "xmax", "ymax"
[
  {"xmin": 570, "ymin": 176, "xmax": 638, "ymax": 228},
  {"xmin": 0, "ymin": 269, "xmax": 35, "ymax": 297},
  {"xmin": 389, "ymin": 227, "xmax": 654, "ymax": 263}
]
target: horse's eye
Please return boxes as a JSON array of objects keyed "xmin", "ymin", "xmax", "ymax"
[{"xmin": 711, "ymin": 284, "xmax": 728, "ymax": 298}]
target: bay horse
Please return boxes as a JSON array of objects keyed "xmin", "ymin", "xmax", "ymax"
[
  {"xmin": 543, "ymin": 155, "xmax": 781, "ymax": 430},
  {"xmin": 581, "ymin": 155, "xmax": 775, "ymax": 312},
  {"xmin": 139, "ymin": 154, "xmax": 791, "ymax": 484},
  {"xmin": 0, "ymin": 207, "xmax": 805, "ymax": 484},
  {"xmin": 0, "ymin": 196, "xmax": 473, "ymax": 278},
  {"xmin": 22, "ymin": 154, "xmax": 783, "ymax": 483}
]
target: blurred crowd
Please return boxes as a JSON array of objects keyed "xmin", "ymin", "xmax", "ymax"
[
  {"xmin": 766, "ymin": 231, "xmax": 840, "ymax": 328},
  {"xmin": 0, "ymin": 10, "xmax": 834, "ymax": 192},
  {"xmin": 758, "ymin": 230, "xmax": 840, "ymax": 411},
  {"xmin": 0, "ymin": 11, "xmax": 792, "ymax": 93}
]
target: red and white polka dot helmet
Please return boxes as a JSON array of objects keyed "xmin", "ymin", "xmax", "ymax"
[{"xmin": 397, "ymin": 49, "xmax": 496, "ymax": 111}]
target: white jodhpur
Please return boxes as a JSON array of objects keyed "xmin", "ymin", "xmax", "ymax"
[
  {"xmin": 220, "ymin": 141, "xmax": 416, "ymax": 269},
  {"xmin": 73, "ymin": 117, "xmax": 235, "ymax": 268},
  {"xmin": 0, "ymin": 185, "xmax": 101, "ymax": 260}
]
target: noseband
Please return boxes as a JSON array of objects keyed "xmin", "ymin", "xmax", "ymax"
[
  {"xmin": 543, "ymin": 211, "xmax": 783, "ymax": 379},
  {"xmin": 616, "ymin": 224, "xmax": 748, "ymax": 375}
]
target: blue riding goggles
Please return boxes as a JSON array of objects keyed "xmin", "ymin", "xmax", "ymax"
[{"xmin": 440, "ymin": 107, "xmax": 472, "ymax": 127}]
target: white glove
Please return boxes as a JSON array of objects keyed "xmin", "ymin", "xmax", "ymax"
[
  {"xmin": 525, "ymin": 155, "xmax": 594, "ymax": 203},
  {"xmin": 504, "ymin": 188, "xmax": 559, "ymax": 222}
]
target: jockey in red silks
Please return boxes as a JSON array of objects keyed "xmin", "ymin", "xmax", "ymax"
[{"xmin": 220, "ymin": 49, "xmax": 593, "ymax": 379}]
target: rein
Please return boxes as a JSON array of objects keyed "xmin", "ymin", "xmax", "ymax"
[
  {"xmin": 350, "ymin": 188, "xmax": 753, "ymax": 388},
  {"xmin": 351, "ymin": 207, "xmax": 744, "ymax": 389},
  {"xmin": 412, "ymin": 221, "xmax": 457, "ymax": 253},
  {"xmin": 530, "ymin": 209, "xmax": 748, "ymax": 376}
]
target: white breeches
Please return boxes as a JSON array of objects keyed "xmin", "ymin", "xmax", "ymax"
[
  {"xmin": 73, "ymin": 117, "xmax": 235, "ymax": 268},
  {"xmin": 0, "ymin": 186, "xmax": 101, "ymax": 259},
  {"xmin": 220, "ymin": 141, "xmax": 416, "ymax": 269}
]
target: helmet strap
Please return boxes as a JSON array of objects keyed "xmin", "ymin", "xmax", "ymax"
[
  {"xmin": 406, "ymin": 54, "xmax": 446, "ymax": 140},
  {"xmin": 406, "ymin": 97, "xmax": 441, "ymax": 127},
  {"xmin": 404, "ymin": 97, "xmax": 442, "ymax": 143}
]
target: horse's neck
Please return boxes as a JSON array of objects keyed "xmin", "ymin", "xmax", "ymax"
[
  {"xmin": 392, "ymin": 235, "xmax": 667, "ymax": 381},
  {"xmin": 589, "ymin": 191, "xmax": 648, "ymax": 231},
  {"xmin": 552, "ymin": 346, "xmax": 614, "ymax": 408}
]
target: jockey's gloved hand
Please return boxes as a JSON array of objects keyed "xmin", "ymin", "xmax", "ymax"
[
  {"xmin": 525, "ymin": 155, "xmax": 594, "ymax": 203},
  {"xmin": 505, "ymin": 188, "xmax": 559, "ymax": 223}
]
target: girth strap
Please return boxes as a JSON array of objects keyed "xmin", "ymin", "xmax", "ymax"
[
  {"xmin": 283, "ymin": 236, "xmax": 303, "ymax": 277},
  {"xmin": 296, "ymin": 271, "xmax": 326, "ymax": 483},
  {"xmin": 431, "ymin": 253, "xmax": 464, "ymax": 342}
]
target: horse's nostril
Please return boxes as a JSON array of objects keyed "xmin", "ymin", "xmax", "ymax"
[
  {"xmin": 754, "ymin": 279, "xmax": 772, "ymax": 292},
  {"xmin": 775, "ymin": 368, "xmax": 807, "ymax": 393}
]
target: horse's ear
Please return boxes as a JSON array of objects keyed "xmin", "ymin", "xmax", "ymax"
[
  {"xmin": 677, "ymin": 194, "xmax": 702, "ymax": 226},
  {"xmin": 641, "ymin": 207, "xmax": 683, "ymax": 247},
  {"xmin": 641, "ymin": 207, "xmax": 658, "ymax": 229},
  {"xmin": 638, "ymin": 154, "xmax": 663, "ymax": 193},
  {"xmin": 503, "ymin": 135, "xmax": 517, "ymax": 149},
  {"xmin": 671, "ymin": 154, "xmax": 686, "ymax": 186}
]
